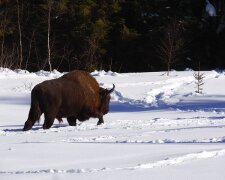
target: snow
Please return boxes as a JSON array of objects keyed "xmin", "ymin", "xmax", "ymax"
[
  {"xmin": 206, "ymin": 0, "xmax": 217, "ymax": 17},
  {"xmin": 1, "ymin": 68, "xmax": 225, "ymax": 180}
]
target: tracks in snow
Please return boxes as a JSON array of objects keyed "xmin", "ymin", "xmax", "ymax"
[
  {"xmin": 1, "ymin": 149, "xmax": 225, "ymax": 175},
  {"xmin": 1, "ymin": 117, "xmax": 225, "ymax": 144}
]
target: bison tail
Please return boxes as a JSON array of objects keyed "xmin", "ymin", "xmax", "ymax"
[{"xmin": 23, "ymin": 95, "xmax": 42, "ymax": 131}]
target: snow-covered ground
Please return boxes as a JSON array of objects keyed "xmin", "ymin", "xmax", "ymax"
[{"xmin": 1, "ymin": 68, "xmax": 225, "ymax": 180}]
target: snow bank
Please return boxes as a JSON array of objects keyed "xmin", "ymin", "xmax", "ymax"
[
  {"xmin": 0, "ymin": 67, "xmax": 63, "ymax": 79},
  {"xmin": 91, "ymin": 70, "xmax": 122, "ymax": 77}
]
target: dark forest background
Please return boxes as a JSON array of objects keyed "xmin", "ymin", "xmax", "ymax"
[{"xmin": 0, "ymin": 0, "xmax": 225, "ymax": 72}]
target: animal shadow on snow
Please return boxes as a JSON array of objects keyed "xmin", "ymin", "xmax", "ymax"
[
  {"xmin": 174, "ymin": 95, "xmax": 225, "ymax": 112},
  {"xmin": 110, "ymin": 95, "xmax": 225, "ymax": 113},
  {"xmin": 1, "ymin": 124, "xmax": 67, "ymax": 132}
]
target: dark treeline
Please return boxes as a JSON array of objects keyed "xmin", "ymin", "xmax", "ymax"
[{"xmin": 0, "ymin": 0, "xmax": 225, "ymax": 72}]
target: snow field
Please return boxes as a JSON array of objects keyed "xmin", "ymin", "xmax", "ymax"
[{"xmin": 1, "ymin": 68, "xmax": 225, "ymax": 180}]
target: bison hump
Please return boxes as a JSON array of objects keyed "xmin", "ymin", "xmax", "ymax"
[{"xmin": 62, "ymin": 70, "xmax": 100, "ymax": 92}]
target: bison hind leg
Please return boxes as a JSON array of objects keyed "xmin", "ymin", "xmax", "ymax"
[
  {"xmin": 23, "ymin": 106, "xmax": 42, "ymax": 131},
  {"xmin": 43, "ymin": 113, "xmax": 56, "ymax": 129},
  {"xmin": 23, "ymin": 120, "xmax": 35, "ymax": 131}
]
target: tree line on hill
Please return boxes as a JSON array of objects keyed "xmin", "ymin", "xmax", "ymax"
[{"xmin": 0, "ymin": 0, "xmax": 225, "ymax": 73}]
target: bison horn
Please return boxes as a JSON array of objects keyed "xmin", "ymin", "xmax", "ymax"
[{"xmin": 108, "ymin": 84, "xmax": 115, "ymax": 94}]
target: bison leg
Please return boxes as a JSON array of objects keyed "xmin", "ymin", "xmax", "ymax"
[
  {"xmin": 97, "ymin": 118, "xmax": 104, "ymax": 125},
  {"xmin": 23, "ymin": 102, "xmax": 42, "ymax": 131},
  {"xmin": 23, "ymin": 120, "xmax": 36, "ymax": 131},
  {"xmin": 67, "ymin": 117, "xmax": 77, "ymax": 126},
  {"xmin": 43, "ymin": 114, "xmax": 55, "ymax": 129},
  {"xmin": 56, "ymin": 117, "xmax": 63, "ymax": 123},
  {"xmin": 96, "ymin": 113, "xmax": 104, "ymax": 125}
]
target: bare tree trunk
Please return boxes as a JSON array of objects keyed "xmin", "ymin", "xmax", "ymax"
[
  {"xmin": 25, "ymin": 30, "xmax": 35, "ymax": 70},
  {"xmin": 47, "ymin": 0, "xmax": 52, "ymax": 72},
  {"xmin": 17, "ymin": 0, "xmax": 23, "ymax": 69},
  {"xmin": 167, "ymin": 32, "xmax": 173, "ymax": 76},
  {"xmin": 157, "ymin": 18, "xmax": 185, "ymax": 76},
  {"xmin": 0, "ymin": 21, "xmax": 4, "ymax": 60},
  {"xmin": 0, "ymin": 11, "xmax": 8, "ymax": 66},
  {"xmin": 167, "ymin": 61, "xmax": 170, "ymax": 76},
  {"xmin": 1, "ymin": 31, "xmax": 4, "ymax": 61}
]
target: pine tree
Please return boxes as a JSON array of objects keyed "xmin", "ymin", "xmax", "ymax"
[{"xmin": 194, "ymin": 62, "xmax": 204, "ymax": 94}]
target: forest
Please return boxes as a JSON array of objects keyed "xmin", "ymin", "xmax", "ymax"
[{"xmin": 0, "ymin": 0, "xmax": 225, "ymax": 73}]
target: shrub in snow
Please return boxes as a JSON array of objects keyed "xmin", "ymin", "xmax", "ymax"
[
  {"xmin": 194, "ymin": 71, "xmax": 204, "ymax": 94},
  {"xmin": 194, "ymin": 62, "xmax": 204, "ymax": 94}
]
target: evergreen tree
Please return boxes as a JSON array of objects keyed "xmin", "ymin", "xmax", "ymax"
[{"xmin": 0, "ymin": 0, "xmax": 225, "ymax": 72}]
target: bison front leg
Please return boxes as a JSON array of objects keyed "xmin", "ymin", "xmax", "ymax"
[
  {"xmin": 97, "ymin": 113, "xmax": 104, "ymax": 125},
  {"xmin": 67, "ymin": 117, "xmax": 77, "ymax": 126}
]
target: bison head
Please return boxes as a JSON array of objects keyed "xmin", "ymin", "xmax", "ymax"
[{"xmin": 99, "ymin": 84, "xmax": 115, "ymax": 114}]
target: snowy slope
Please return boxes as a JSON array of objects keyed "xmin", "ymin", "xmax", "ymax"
[{"xmin": 0, "ymin": 68, "xmax": 225, "ymax": 180}]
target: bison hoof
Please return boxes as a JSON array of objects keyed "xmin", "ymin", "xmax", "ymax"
[
  {"xmin": 97, "ymin": 121, "xmax": 104, "ymax": 126},
  {"xmin": 43, "ymin": 123, "xmax": 52, "ymax": 129},
  {"xmin": 23, "ymin": 127, "xmax": 31, "ymax": 131},
  {"xmin": 68, "ymin": 122, "xmax": 76, "ymax": 126},
  {"xmin": 69, "ymin": 124, "xmax": 76, "ymax": 126},
  {"xmin": 23, "ymin": 121, "xmax": 33, "ymax": 131}
]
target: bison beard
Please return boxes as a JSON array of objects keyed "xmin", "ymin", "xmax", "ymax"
[{"xmin": 23, "ymin": 70, "xmax": 115, "ymax": 131}]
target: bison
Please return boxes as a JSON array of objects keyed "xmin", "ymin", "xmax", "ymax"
[{"xmin": 23, "ymin": 70, "xmax": 115, "ymax": 131}]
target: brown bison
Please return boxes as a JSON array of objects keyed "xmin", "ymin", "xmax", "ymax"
[{"xmin": 23, "ymin": 70, "xmax": 115, "ymax": 131}]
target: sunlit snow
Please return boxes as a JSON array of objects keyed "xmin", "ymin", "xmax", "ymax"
[{"xmin": 1, "ymin": 68, "xmax": 225, "ymax": 180}]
